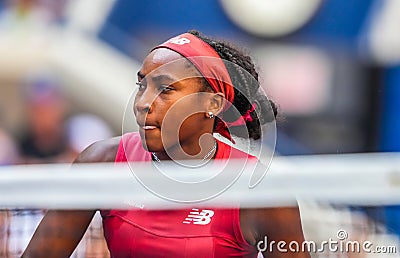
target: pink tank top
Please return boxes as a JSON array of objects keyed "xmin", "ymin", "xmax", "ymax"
[{"xmin": 101, "ymin": 132, "xmax": 259, "ymax": 257}]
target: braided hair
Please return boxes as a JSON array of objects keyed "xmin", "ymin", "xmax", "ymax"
[{"xmin": 188, "ymin": 30, "xmax": 278, "ymax": 140}]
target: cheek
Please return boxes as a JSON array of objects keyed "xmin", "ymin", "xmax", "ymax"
[
  {"xmin": 179, "ymin": 113, "xmax": 204, "ymax": 132},
  {"xmin": 157, "ymin": 95, "xmax": 206, "ymax": 146},
  {"xmin": 161, "ymin": 108, "xmax": 204, "ymax": 141},
  {"xmin": 161, "ymin": 96, "xmax": 203, "ymax": 128},
  {"xmin": 159, "ymin": 112, "xmax": 203, "ymax": 150}
]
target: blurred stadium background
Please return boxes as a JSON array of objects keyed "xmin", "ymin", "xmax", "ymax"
[{"xmin": 0, "ymin": 0, "xmax": 399, "ymax": 257}]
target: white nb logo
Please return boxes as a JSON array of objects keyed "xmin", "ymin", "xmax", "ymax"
[
  {"xmin": 168, "ymin": 37, "xmax": 190, "ymax": 45},
  {"xmin": 183, "ymin": 208, "xmax": 214, "ymax": 225}
]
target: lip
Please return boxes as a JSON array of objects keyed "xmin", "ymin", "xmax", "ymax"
[
  {"xmin": 142, "ymin": 125, "xmax": 157, "ymax": 130},
  {"xmin": 137, "ymin": 120, "xmax": 159, "ymax": 130}
]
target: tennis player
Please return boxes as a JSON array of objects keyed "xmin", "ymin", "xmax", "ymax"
[{"xmin": 23, "ymin": 30, "xmax": 310, "ymax": 258}]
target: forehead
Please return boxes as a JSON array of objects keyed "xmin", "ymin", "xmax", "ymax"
[{"xmin": 140, "ymin": 48, "xmax": 201, "ymax": 79}]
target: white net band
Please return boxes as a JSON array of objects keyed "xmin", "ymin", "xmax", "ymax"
[{"xmin": 0, "ymin": 152, "xmax": 399, "ymax": 209}]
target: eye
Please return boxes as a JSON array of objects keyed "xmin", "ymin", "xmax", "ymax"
[
  {"xmin": 136, "ymin": 82, "xmax": 146, "ymax": 91},
  {"xmin": 159, "ymin": 84, "xmax": 174, "ymax": 93}
]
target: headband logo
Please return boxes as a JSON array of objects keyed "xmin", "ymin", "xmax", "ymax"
[{"xmin": 168, "ymin": 37, "xmax": 190, "ymax": 45}]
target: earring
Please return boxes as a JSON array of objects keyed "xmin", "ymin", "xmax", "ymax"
[{"xmin": 207, "ymin": 111, "xmax": 214, "ymax": 119}]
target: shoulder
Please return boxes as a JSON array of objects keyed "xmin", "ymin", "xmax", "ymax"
[
  {"xmin": 216, "ymin": 138, "xmax": 257, "ymax": 160},
  {"xmin": 74, "ymin": 136, "xmax": 121, "ymax": 163}
]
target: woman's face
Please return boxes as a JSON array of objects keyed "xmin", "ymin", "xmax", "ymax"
[{"xmin": 134, "ymin": 48, "xmax": 214, "ymax": 154}]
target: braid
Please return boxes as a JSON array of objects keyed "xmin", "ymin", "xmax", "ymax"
[{"xmin": 188, "ymin": 30, "xmax": 278, "ymax": 140}]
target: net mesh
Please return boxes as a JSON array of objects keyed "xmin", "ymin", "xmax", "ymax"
[
  {"xmin": 1, "ymin": 204, "xmax": 399, "ymax": 257},
  {"xmin": 0, "ymin": 154, "xmax": 399, "ymax": 257},
  {"xmin": 0, "ymin": 210, "xmax": 110, "ymax": 258}
]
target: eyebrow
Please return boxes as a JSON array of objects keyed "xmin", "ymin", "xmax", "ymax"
[
  {"xmin": 151, "ymin": 74, "xmax": 175, "ymax": 83},
  {"xmin": 138, "ymin": 72, "xmax": 176, "ymax": 81}
]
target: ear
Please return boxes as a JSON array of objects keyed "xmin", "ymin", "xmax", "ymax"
[{"xmin": 207, "ymin": 92, "xmax": 225, "ymax": 116}]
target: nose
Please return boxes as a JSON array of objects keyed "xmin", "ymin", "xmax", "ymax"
[{"xmin": 134, "ymin": 88, "xmax": 156, "ymax": 115}]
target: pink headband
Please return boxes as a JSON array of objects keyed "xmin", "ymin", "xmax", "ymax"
[{"xmin": 152, "ymin": 33, "xmax": 254, "ymax": 141}]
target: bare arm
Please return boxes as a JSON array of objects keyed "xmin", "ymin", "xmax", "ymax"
[
  {"xmin": 242, "ymin": 206, "xmax": 310, "ymax": 258},
  {"xmin": 22, "ymin": 137, "xmax": 120, "ymax": 258},
  {"xmin": 258, "ymin": 207, "xmax": 310, "ymax": 258}
]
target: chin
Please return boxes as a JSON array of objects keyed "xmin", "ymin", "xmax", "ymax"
[{"xmin": 139, "ymin": 133, "xmax": 163, "ymax": 152}]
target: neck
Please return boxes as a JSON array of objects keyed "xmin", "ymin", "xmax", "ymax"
[{"xmin": 154, "ymin": 134, "xmax": 216, "ymax": 161}]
